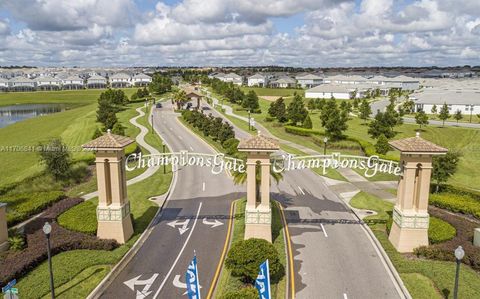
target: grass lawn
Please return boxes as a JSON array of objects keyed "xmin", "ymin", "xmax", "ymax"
[
  {"xmin": 215, "ymin": 199, "xmax": 286, "ymax": 299},
  {"xmin": 349, "ymin": 191, "xmax": 480, "ymax": 298},
  {"xmin": 17, "ymin": 105, "xmax": 173, "ymax": 298},
  {"xmin": 0, "ymin": 89, "xmax": 137, "ymax": 187},
  {"xmin": 239, "ymin": 87, "xmax": 304, "ymax": 97}
]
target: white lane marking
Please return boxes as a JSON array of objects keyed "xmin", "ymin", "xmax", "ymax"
[
  {"xmin": 173, "ymin": 275, "xmax": 203, "ymax": 295},
  {"xmin": 167, "ymin": 219, "xmax": 190, "ymax": 235},
  {"xmin": 178, "ymin": 136, "xmax": 183, "ymax": 140},
  {"xmin": 169, "ymin": 127, "xmax": 173, "ymax": 131},
  {"xmin": 343, "ymin": 293, "xmax": 348, "ymax": 299},
  {"xmin": 202, "ymin": 218, "xmax": 223, "ymax": 228},
  {"xmin": 320, "ymin": 223, "xmax": 328, "ymax": 238},
  {"xmin": 152, "ymin": 202, "xmax": 203, "ymax": 299},
  {"xmin": 123, "ymin": 273, "xmax": 159, "ymax": 299},
  {"xmin": 202, "ymin": 182, "xmax": 205, "ymax": 191},
  {"xmin": 298, "ymin": 186, "xmax": 305, "ymax": 195},
  {"xmin": 189, "ymin": 146, "xmax": 194, "ymax": 151}
]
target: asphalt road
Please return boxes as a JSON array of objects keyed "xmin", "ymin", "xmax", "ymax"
[
  {"xmin": 100, "ymin": 101, "xmax": 243, "ymax": 299},
  {"xmin": 205, "ymin": 100, "xmax": 404, "ymax": 298}
]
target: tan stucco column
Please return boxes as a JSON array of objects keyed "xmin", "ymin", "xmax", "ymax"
[
  {"xmin": 0, "ymin": 203, "xmax": 8, "ymax": 251},
  {"xmin": 238, "ymin": 133, "xmax": 280, "ymax": 243},
  {"xmin": 83, "ymin": 131, "xmax": 135, "ymax": 244},
  {"xmin": 388, "ymin": 134, "xmax": 447, "ymax": 252}
]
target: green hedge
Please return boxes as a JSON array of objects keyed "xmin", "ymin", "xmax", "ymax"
[
  {"xmin": 430, "ymin": 192, "xmax": 480, "ymax": 219},
  {"xmin": 57, "ymin": 200, "xmax": 97, "ymax": 235},
  {"xmin": 284, "ymin": 125, "xmax": 322, "ymax": 137},
  {"xmin": 2, "ymin": 191, "xmax": 65, "ymax": 226},
  {"xmin": 429, "ymin": 217, "xmax": 456, "ymax": 244},
  {"xmin": 387, "ymin": 216, "xmax": 456, "ymax": 244}
]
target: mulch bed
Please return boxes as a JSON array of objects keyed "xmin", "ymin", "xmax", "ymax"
[
  {"xmin": 0, "ymin": 197, "xmax": 118, "ymax": 286},
  {"xmin": 413, "ymin": 206, "xmax": 480, "ymax": 271}
]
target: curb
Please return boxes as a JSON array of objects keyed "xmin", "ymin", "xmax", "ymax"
[
  {"xmin": 342, "ymin": 201, "xmax": 412, "ymax": 299},
  {"xmin": 87, "ymin": 104, "xmax": 178, "ymax": 299}
]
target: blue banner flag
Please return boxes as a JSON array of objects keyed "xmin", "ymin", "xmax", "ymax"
[
  {"xmin": 255, "ymin": 260, "xmax": 271, "ymax": 299},
  {"xmin": 186, "ymin": 254, "xmax": 201, "ymax": 299}
]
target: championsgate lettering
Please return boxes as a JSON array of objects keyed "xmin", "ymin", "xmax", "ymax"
[
  {"xmin": 125, "ymin": 151, "xmax": 402, "ymax": 177},
  {"xmin": 272, "ymin": 153, "xmax": 402, "ymax": 177},
  {"xmin": 126, "ymin": 151, "xmax": 245, "ymax": 174}
]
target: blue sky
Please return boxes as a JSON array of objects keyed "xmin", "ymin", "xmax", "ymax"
[{"xmin": 0, "ymin": 0, "xmax": 479, "ymax": 67}]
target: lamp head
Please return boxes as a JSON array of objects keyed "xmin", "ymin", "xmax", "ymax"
[
  {"xmin": 455, "ymin": 246, "xmax": 465, "ymax": 260},
  {"xmin": 323, "ymin": 136, "xmax": 329, "ymax": 143},
  {"xmin": 43, "ymin": 222, "xmax": 52, "ymax": 235}
]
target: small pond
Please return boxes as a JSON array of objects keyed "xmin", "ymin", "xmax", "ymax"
[{"xmin": 0, "ymin": 104, "xmax": 66, "ymax": 128}]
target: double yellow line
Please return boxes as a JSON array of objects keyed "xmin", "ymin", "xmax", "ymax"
[
  {"xmin": 206, "ymin": 200, "xmax": 235, "ymax": 299},
  {"xmin": 206, "ymin": 200, "xmax": 296, "ymax": 299}
]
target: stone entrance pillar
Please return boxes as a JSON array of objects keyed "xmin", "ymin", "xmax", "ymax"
[
  {"xmin": 0, "ymin": 203, "xmax": 8, "ymax": 251},
  {"xmin": 238, "ymin": 132, "xmax": 280, "ymax": 242},
  {"xmin": 83, "ymin": 131, "xmax": 135, "ymax": 244},
  {"xmin": 388, "ymin": 133, "xmax": 447, "ymax": 252}
]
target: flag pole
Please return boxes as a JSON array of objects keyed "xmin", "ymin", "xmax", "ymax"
[{"xmin": 266, "ymin": 259, "xmax": 271, "ymax": 299}]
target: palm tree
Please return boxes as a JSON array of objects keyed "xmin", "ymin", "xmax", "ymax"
[
  {"xmin": 174, "ymin": 90, "xmax": 188, "ymax": 110},
  {"xmin": 232, "ymin": 161, "xmax": 283, "ymax": 202}
]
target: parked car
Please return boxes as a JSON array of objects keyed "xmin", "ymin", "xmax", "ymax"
[
  {"xmin": 156, "ymin": 103, "xmax": 162, "ymax": 108},
  {"xmin": 186, "ymin": 103, "xmax": 193, "ymax": 109}
]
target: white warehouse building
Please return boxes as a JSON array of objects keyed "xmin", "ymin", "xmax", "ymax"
[{"xmin": 412, "ymin": 90, "xmax": 480, "ymax": 115}]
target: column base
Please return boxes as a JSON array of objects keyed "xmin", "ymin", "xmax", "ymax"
[
  {"xmin": 388, "ymin": 207, "xmax": 429, "ymax": 253},
  {"xmin": 96, "ymin": 203, "xmax": 134, "ymax": 244},
  {"xmin": 0, "ymin": 241, "xmax": 8, "ymax": 252},
  {"xmin": 244, "ymin": 207, "xmax": 272, "ymax": 242}
]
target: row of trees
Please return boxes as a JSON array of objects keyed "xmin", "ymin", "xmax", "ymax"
[
  {"xmin": 182, "ymin": 110, "xmax": 236, "ymax": 146},
  {"xmin": 210, "ymin": 79, "xmax": 260, "ymax": 112},
  {"xmin": 149, "ymin": 73, "xmax": 173, "ymax": 94},
  {"xmin": 130, "ymin": 87, "xmax": 150, "ymax": 101},
  {"xmin": 268, "ymin": 94, "xmax": 309, "ymax": 127},
  {"xmin": 96, "ymin": 89, "xmax": 129, "ymax": 135}
]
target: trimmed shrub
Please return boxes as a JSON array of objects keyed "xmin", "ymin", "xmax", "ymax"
[
  {"xmin": 225, "ymin": 238, "xmax": 282, "ymax": 284},
  {"xmin": 0, "ymin": 197, "xmax": 118, "ymax": 286},
  {"xmin": 264, "ymin": 116, "xmax": 276, "ymax": 122},
  {"xmin": 221, "ymin": 287, "xmax": 258, "ymax": 299},
  {"xmin": 284, "ymin": 125, "xmax": 320, "ymax": 137},
  {"xmin": 2, "ymin": 191, "xmax": 66, "ymax": 226},
  {"xmin": 7, "ymin": 234, "xmax": 25, "ymax": 252},
  {"xmin": 430, "ymin": 192, "xmax": 480, "ymax": 219},
  {"xmin": 429, "ymin": 217, "xmax": 456, "ymax": 244},
  {"xmin": 58, "ymin": 200, "xmax": 97, "ymax": 235}
]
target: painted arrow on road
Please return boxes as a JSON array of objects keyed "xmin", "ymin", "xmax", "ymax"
[
  {"xmin": 202, "ymin": 218, "xmax": 223, "ymax": 228},
  {"xmin": 124, "ymin": 273, "xmax": 159, "ymax": 299},
  {"xmin": 173, "ymin": 274, "xmax": 203, "ymax": 295},
  {"xmin": 167, "ymin": 219, "xmax": 190, "ymax": 235}
]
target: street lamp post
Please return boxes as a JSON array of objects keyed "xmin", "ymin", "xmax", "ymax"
[
  {"xmin": 323, "ymin": 136, "xmax": 329, "ymax": 155},
  {"xmin": 248, "ymin": 110, "xmax": 251, "ymax": 131},
  {"xmin": 151, "ymin": 114, "xmax": 154, "ymax": 135},
  {"xmin": 453, "ymin": 245, "xmax": 465, "ymax": 299},
  {"xmin": 43, "ymin": 222, "xmax": 55, "ymax": 299},
  {"xmin": 162, "ymin": 144, "xmax": 166, "ymax": 174}
]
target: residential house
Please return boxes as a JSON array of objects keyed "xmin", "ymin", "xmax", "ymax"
[
  {"xmin": 305, "ymin": 84, "xmax": 356, "ymax": 99},
  {"xmin": 411, "ymin": 90, "xmax": 480, "ymax": 116},
  {"xmin": 132, "ymin": 73, "xmax": 152, "ymax": 87},
  {"xmin": 0, "ymin": 78, "xmax": 8, "ymax": 91},
  {"xmin": 62, "ymin": 75, "xmax": 84, "ymax": 90},
  {"xmin": 295, "ymin": 73, "xmax": 323, "ymax": 88},
  {"xmin": 270, "ymin": 76, "xmax": 296, "ymax": 88},
  {"xmin": 87, "ymin": 75, "xmax": 107, "ymax": 89},
  {"xmin": 36, "ymin": 76, "xmax": 62, "ymax": 91},
  {"xmin": 110, "ymin": 73, "xmax": 132, "ymax": 88},
  {"xmin": 247, "ymin": 74, "xmax": 268, "ymax": 87},
  {"xmin": 222, "ymin": 73, "xmax": 243, "ymax": 85},
  {"xmin": 8, "ymin": 77, "xmax": 36, "ymax": 91}
]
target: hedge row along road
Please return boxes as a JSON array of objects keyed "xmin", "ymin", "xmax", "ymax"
[
  {"xmin": 204, "ymin": 96, "xmax": 407, "ymax": 298},
  {"xmin": 99, "ymin": 100, "xmax": 244, "ymax": 298}
]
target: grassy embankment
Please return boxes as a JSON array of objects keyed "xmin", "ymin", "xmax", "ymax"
[
  {"xmin": 0, "ymin": 89, "xmax": 136, "ymax": 187},
  {"xmin": 349, "ymin": 191, "xmax": 480, "ymax": 299},
  {"xmin": 17, "ymin": 104, "xmax": 172, "ymax": 298},
  {"xmin": 215, "ymin": 199, "xmax": 286, "ymax": 299}
]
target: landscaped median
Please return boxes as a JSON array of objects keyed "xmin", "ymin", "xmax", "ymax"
[
  {"xmin": 214, "ymin": 199, "xmax": 287, "ymax": 299},
  {"xmin": 349, "ymin": 191, "xmax": 480, "ymax": 298}
]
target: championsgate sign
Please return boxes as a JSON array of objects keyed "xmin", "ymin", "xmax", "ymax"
[
  {"xmin": 272, "ymin": 153, "xmax": 402, "ymax": 177},
  {"xmin": 126, "ymin": 151, "xmax": 402, "ymax": 177}
]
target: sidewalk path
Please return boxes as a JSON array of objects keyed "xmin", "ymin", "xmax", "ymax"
[{"xmin": 13, "ymin": 106, "xmax": 162, "ymax": 230}]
